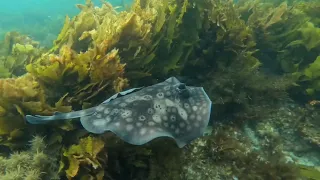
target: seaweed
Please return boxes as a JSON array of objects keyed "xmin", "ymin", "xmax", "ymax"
[
  {"xmin": 59, "ymin": 135, "xmax": 107, "ymax": 179},
  {"xmin": 0, "ymin": 32, "xmax": 43, "ymax": 78},
  {"xmin": 0, "ymin": 136, "xmax": 59, "ymax": 179},
  {"xmin": 0, "ymin": 0, "xmax": 319, "ymax": 179},
  {"xmin": 237, "ymin": 0, "xmax": 320, "ymax": 101}
]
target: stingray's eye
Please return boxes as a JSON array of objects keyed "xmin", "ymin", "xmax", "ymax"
[
  {"xmin": 175, "ymin": 83, "xmax": 189, "ymax": 98},
  {"xmin": 180, "ymin": 89, "xmax": 190, "ymax": 99},
  {"xmin": 178, "ymin": 83, "xmax": 186, "ymax": 90}
]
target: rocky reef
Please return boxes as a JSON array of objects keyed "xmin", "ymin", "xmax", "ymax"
[{"xmin": 0, "ymin": 0, "xmax": 319, "ymax": 179}]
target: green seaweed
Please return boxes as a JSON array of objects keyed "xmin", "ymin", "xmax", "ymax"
[
  {"xmin": 299, "ymin": 165, "xmax": 320, "ymax": 180},
  {"xmin": 60, "ymin": 135, "xmax": 107, "ymax": 179},
  {"xmin": 0, "ymin": 136, "xmax": 59, "ymax": 179},
  {"xmin": 0, "ymin": 32, "xmax": 42, "ymax": 78}
]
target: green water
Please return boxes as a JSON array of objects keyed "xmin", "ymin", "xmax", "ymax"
[{"xmin": 0, "ymin": 0, "xmax": 131, "ymax": 47}]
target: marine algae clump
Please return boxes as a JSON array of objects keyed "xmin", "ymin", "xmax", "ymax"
[
  {"xmin": 59, "ymin": 135, "xmax": 107, "ymax": 179},
  {"xmin": 26, "ymin": 1, "xmax": 129, "ymax": 109},
  {"xmin": 0, "ymin": 0, "xmax": 319, "ymax": 179},
  {"xmin": 0, "ymin": 75, "xmax": 40, "ymax": 142},
  {"xmin": 0, "ymin": 31, "xmax": 42, "ymax": 78},
  {"xmin": 0, "ymin": 136, "xmax": 59, "ymax": 180},
  {"xmin": 237, "ymin": 0, "xmax": 320, "ymax": 101}
]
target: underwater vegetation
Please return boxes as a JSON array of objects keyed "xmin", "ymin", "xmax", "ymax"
[
  {"xmin": 0, "ymin": 136, "xmax": 59, "ymax": 180},
  {"xmin": 60, "ymin": 135, "xmax": 108, "ymax": 179},
  {"xmin": 237, "ymin": 0, "xmax": 320, "ymax": 101},
  {"xmin": 0, "ymin": 32, "xmax": 43, "ymax": 78},
  {"xmin": 0, "ymin": 0, "xmax": 319, "ymax": 179}
]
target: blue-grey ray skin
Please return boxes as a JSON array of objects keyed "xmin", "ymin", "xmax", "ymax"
[
  {"xmin": 25, "ymin": 87, "xmax": 144, "ymax": 124},
  {"xmin": 26, "ymin": 77, "xmax": 212, "ymax": 148},
  {"xmin": 25, "ymin": 107, "xmax": 96, "ymax": 124}
]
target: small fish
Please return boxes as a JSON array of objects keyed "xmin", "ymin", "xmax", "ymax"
[{"xmin": 26, "ymin": 77, "xmax": 212, "ymax": 148}]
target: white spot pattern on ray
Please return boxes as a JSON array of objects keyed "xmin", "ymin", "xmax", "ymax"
[{"xmin": 26, "ymin": 77, "xmax": 212, "ymax": 149}]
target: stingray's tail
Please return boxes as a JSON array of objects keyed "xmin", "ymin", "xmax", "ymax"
[{"xmin": 26, "ymin": 107, "xmax": 96, "ymax": 124}]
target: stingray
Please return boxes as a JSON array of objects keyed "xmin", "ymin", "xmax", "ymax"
[{"xmin": 26, "ymin": 77, "xmax": 212, "ymax": 148}]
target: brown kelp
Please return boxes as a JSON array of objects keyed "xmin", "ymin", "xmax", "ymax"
[
  {"xmin": 0, "ymin": 32, "xmax": 42, "ymax": 78},
  {"xmin": 237, "ymin": 0, "xmax": 320, "ymax": 101},
  {"xmin": 0, "ymin": 0, "xmax": 319, "ymax": 179}
]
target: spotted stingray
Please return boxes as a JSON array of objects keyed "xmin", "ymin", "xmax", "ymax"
[{"xmin": 26, "ymin": 77, "xmax": 212, "ymax": 147}]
